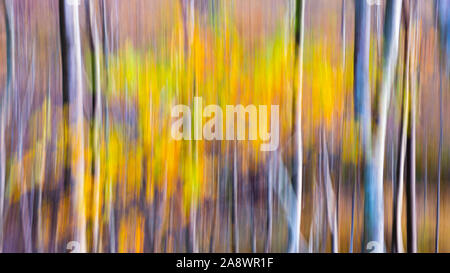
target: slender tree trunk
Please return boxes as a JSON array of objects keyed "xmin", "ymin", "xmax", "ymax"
[
  {"xmin": 392, "ymin": 84, "xmax": 408, "ymax": 254},
  {"xmin": 434, "ymin": 0, "xmax": 443, "ymax": 253},
  {"xmin": 362, "ymin": 0, "xmax": 402, "ymax": 252},
  {"xmin": 392, "ymin": 3, "xmax": 415, "ymax": 252},
  {"xmin": 100, "ymin": 0, "xmax": 116, "ymax": 253},
  {"xmin": 423, "ymin": 128, "xmax": 428, "ymax": 247},
  {"xmin": 435, "ymin": 67, "xmax": 442, "ymax": 253},
  {"xmin": 59, "ymin": 0, "xmax": 86, "ymax": 252},
  {"xmin": 0, "ymin": 0, "xmax": 14, "ymax": 253},
  {"xmin": 289, "ymin": 0, "xmax": 305, "ymax": 253},
  {"xmin": 336, "ymin": 0, "xmax": 346, "ymax": 253},
  {"xmin": 406, "ymin": 0, "xmax": 418, "ymax": 253},
  {"xmin": 354, "ymin": 0, "xmax": 374, "ymax": 252},
  {"xmin": 86, "ymin": 0, "xmax": 102, "ymax": 253}
]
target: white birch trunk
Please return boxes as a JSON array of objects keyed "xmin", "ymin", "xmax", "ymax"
[{"xmin": 60, "ymin": 0, "xmax": 86, "ymax": 252}]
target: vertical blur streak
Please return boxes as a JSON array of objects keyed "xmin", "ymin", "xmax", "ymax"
[
  {"xmin": 393, "ymin": 1, "xmax": 412, "ymax": 254},
  {"xmin": 0, "ymin": 0, "xmax": 449, "ymax": 253},
  {"xmin": 354, "ymin": 0, "xmax": 373, "ymax": 252},
  {"xmin": 289, "ymin": 0, "xmax": 304, "ymax": 254},
  {"xmin": 59, "ymin": 0, "xmax": 86, "ymax": 252},
  {"xmin": 434, "ymin": 0, "xmax": 445, "ymax": 254},
  {"xmin": 368, "ymin": 0, "xmax": 402, "ymax": 252},
  {"xmin": 0, "ymin": 0, "xmax": 14, "ymax": 253},
  {"xmin": 85, "ymin": 0, "xmax": 102, "ymax": 253},
  {"xmin": 406, "ymin": 0, "xmax": 419, "ymax": 253}
]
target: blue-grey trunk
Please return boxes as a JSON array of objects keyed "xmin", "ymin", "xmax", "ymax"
[{"xmin": 355, "ymin": 0, "xmax": 402, "ymax": 252}]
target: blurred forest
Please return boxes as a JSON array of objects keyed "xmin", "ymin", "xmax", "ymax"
[{"xmin": 0, "ymin": 0, "xmax": 449, "ymax": 253}]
